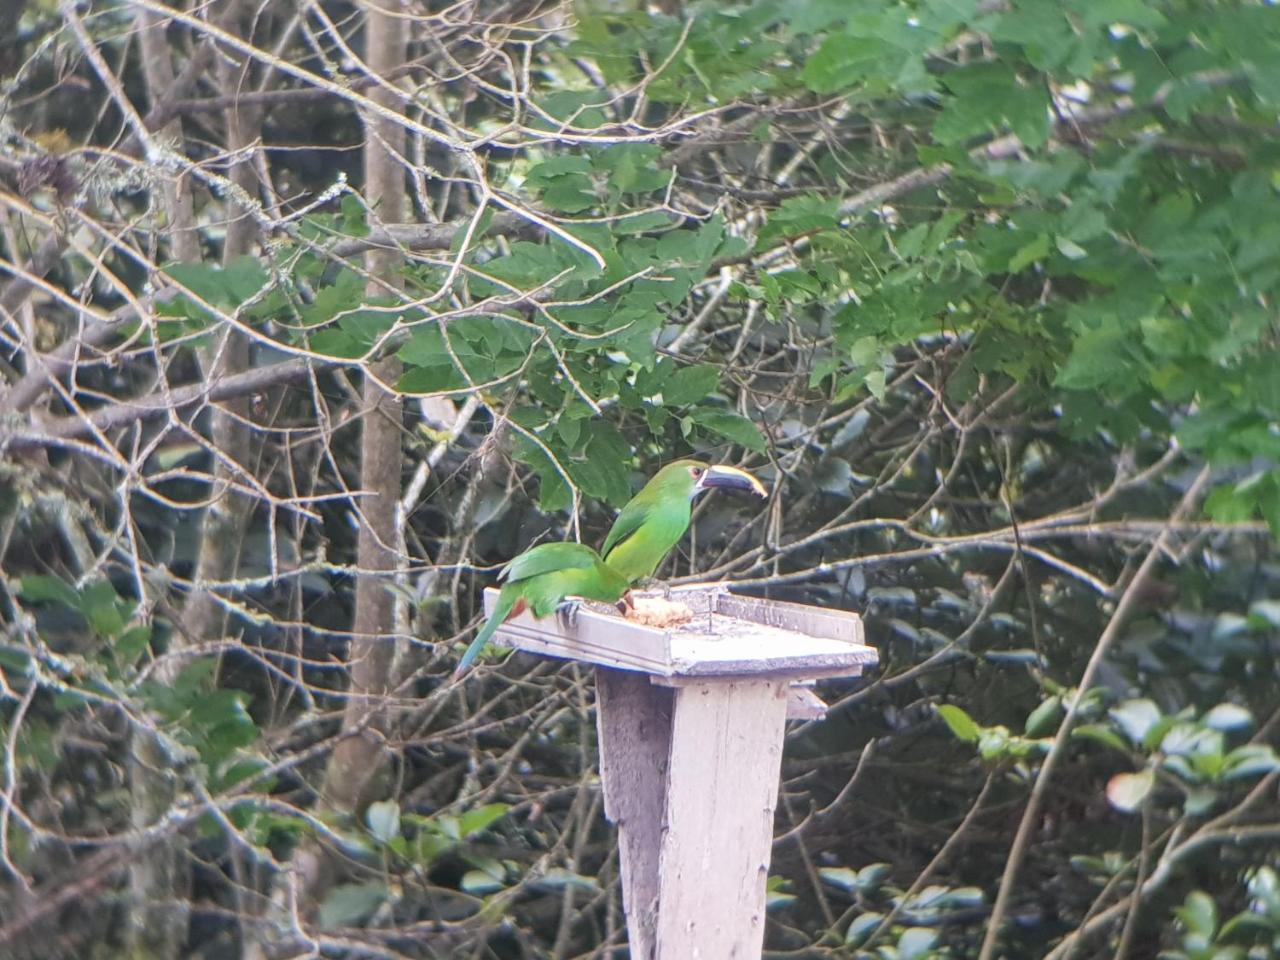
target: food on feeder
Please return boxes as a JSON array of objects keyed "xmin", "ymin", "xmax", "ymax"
[{"xmin": 623, "ymin": 595, "xmax": 695, "ymax": 628}]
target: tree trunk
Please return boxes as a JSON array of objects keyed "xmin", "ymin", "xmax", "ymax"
[
  {"xmin": 126, "ymin": 12, "xmax": 207, "ymax": 958},
  {"xmin": 322, "ymin": 0, "xmax": 407, "ymax": 817},
  {"xmin": 272, "ymin": 1, "xmax": 408, "ymax": 935}
]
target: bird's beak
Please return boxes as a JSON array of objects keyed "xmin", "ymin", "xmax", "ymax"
[{"xmin": 695, "ymin": 464, "xmax": 768, "ymax": 498}]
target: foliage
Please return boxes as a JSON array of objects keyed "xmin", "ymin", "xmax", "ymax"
[{"xmin": 0, "ymin": 0, "xmax": 1277, "ymax": 958}]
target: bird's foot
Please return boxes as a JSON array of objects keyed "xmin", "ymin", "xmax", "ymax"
[{"xmin": 555, "ymin": 598, "xmax": 582, "ymax": 631}]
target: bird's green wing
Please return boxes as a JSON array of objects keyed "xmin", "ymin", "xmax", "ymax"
[
  {"xmin": 500, "ymin": 541, "xmax": 599, "ymax": 584},
  {"xmin": 600, "ymin": 497, "xmax": 653, "ymax": 558},
  {"xmin": 525, "ymin": 561, "xmax": 629, "ymax": 617}
]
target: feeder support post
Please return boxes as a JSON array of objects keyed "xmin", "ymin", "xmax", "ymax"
[
  {"xmin": 656, "ymin": 676, "xmax": 790, "ymax": 958},
  {"xmin": 485, "ymin": 583, "xmax": 876, "ymax": 960}
]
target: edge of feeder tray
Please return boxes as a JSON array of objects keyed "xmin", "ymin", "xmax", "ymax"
[{"xmin": 483, "ymin": 581, "xmax": 876, "ymax": 680}]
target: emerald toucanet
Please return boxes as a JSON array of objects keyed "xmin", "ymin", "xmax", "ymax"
[
  {"xmin": 602, "ymin": 460, "xmax": 767, "ymax": 584},
  {"xmin": 454, "ymin": 541, "xmax": 630, "ymax": 677}
]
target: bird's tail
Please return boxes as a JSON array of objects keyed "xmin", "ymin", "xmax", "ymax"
[{"xmin": 454, "ymin": 590, "xmax": 519, "ymax": 679}]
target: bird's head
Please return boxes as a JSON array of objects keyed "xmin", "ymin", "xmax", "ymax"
[{"xmin": 652, "ymin": 459, "xmax": 768, "ymax": 500}]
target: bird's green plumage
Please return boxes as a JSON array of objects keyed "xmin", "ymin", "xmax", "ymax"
[
  {"xmin": 602, "ymin": 461, "xmax": 701, "ymax": 584},
  {"xmin": 455, "ymin": 542, "xmax": 629, "ymax": 676}
]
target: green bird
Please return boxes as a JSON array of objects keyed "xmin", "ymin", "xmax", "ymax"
[
  {"xmin": 602, "ymin": 460, "xmax": 768, "ymax": 584},
  {"xmin": 455, "ymin": 541, "xmax": 630, "ymax": 678}
]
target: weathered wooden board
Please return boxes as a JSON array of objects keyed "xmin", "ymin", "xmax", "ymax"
[
  {"xmin": 712, "ymin": 591, "xmax": 863, "ymax": 644},
  {"xmin": 654, "ymin": 679, "xmax": 790, "ymax": 959},
  {"xmin": 786, "ymin": 684, "xmax": 828, "ymax": 720},
  {"xmin": 483, "ymin": 583, "xmax": 876, "ymax": 680},
  {"xmin": 595, "ymin": 667, "xmax": 673, "ymax": 960},
  {"xmin": 483, "ymin": 589, "xmax": 674, "ymax": 672}
]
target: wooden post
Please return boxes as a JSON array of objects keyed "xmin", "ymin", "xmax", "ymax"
[
  {"xmin": 655, "ymin": 677, "xmax": 789, "ymax": 958},
  {"xmin": 596, "ymin": 669, "xmax": 672, "ymax": 959},
  {"xmin": 485, "ymin": 583, "xmax": 876, "ymax": 960}
]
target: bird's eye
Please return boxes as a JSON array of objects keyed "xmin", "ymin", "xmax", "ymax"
[{"xmin": 690, "ymin": 466, "xmax": 704, "ymax": 478}]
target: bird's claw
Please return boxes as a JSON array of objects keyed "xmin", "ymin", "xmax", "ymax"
[{"xmin": 555, "ymin": 598, "xmax": 582, "ymax": 631}]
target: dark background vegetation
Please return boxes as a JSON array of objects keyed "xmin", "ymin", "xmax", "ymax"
[{"xmin": 0, "ymin": 1, "xmax": 1278, "ymax": 958}]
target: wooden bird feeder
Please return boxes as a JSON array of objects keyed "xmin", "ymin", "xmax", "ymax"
[{"xmin": 483, "ymin": 582, "xmax": 877, "ymax": 960}]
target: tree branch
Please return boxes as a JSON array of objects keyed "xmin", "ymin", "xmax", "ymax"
[
  {"xmin": 977, "ymin": 465, "xmax": 1213, "ymax": 960},
  {"xmin": 0, "ymin": 358, "xmax": 322, "ymax": 450}
]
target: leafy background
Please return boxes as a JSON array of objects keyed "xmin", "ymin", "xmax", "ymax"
[{"xmin": 0, "ymin": 0, "xmax": 1278, "ymax": 958}]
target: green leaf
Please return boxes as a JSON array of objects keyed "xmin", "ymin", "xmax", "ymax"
[
  {"xmin": 458, "ymin": 802, "xmax": 509, "ymax": 838},
  {"xmin": 936, "ymin": 704, "xmax": 979, "ymax": 742},
  {"xmin": 801, "ymin": 15, "xmax": 931, "ymax": 96},
  {"xmin": 937, "ymin": 886, "xmax": 985, "ymax": 908},
  {"xmin": 982, "ymin": 648, "xmax": 1042, "ymax": 664},
  {"xmin": 856, "ymin": 862, "xmax": 892, "ymax": 891},
  {"xmin": 615, "ymin": 211, "xmax": 676, "ymax": 234},
  {"xmin": 819, "ymin": 867, "xmax": 858, "ymax": 891},
  {"xmin": 0, "ymin": 647, "xmax": 33, "ymax": 676},
  {"xmin": 1203, "ymin": 704, "xmax": 1253, "ymax": 732},
  {"xmin": 302, "ymin": 268, "xmax": 365, "ymax": 325},
  {"xmin": 1073, "ymin": 723, "xmax": 1128, "ymax": 753},
  {"xmin": 338, "ymin": 193, "xmax": 370, "ymax": 237},
  {"xmin": 221, "ymin": 255, "xmax": 270, "ymax": 302},
  {"xmin": 864, "ymin": 368, "xmax": 887, "ymax": 401},
  {"xmin": 1219, "ymin": 910, "xmax": 1275, "ymax": 942},
  {"xmin": 1176, "ymin": 891, "xmax": 1219, "ymax": 940},
  {"xmin": 845, "ymin": 912, "xmax": 883, "ymax": 947},
  {"xmin": 934, "ymin": 63, "xmax": 1050, "ymax": 148},
  {"xmin": 1025, "ymin": 696, "xmax": 1064, "ymax": 736},
  {"xmin": 1007, "ymin": 232, "xmax": 1051, "ymax": 273},
  {"xmin": 538, "ymin": 868, "xmax": 600, "ymax": 893},
  {"xmin": 524, "ymin": 155, "xmax": 592, "ymax": 188},
  {"xmin": 306, "ymin": 327, "xmax": 366, "ymax": 359},
  {"xmin": 542, "ymin": 176, "xmax": 598, "ymax": 213},
  {"xmin": 18, "ymin": 575, "xmax": 80, "ymax": 610},
  {"xmin": 1248, "ymin": 599, "xmax": 1280, "ymax": 628},
  {"xmin": 365, "ymin": 800, "xmax": 401, "ymax": 844},
  {"xmin": 115, "ymin": 625, "xmax": 151, "ymax": 664},
  {"xmin": 81, "ymin": 580, "xmax": 126, "ymax": 638},
  {"xmin": 695, "ymin": 411, "xmax": 766, "ymax": 452},
  {"xmin": 814, "ymin": 457, "xmax": 854, "ymax": 495},
  {"xmin": 1223, "ymin": 744, "xmax": 1280, "ymax": 781},
  {"xmin": 1183, "ymin": 786, "xmax": 1219, "ymax": 817},
  {"xmin": 1247, "ymin": 865, "xmax": 1280, "ymax": 914},
  {"xmin": 460, "ymin": 869, "xmax": 506, "ymax": 895},
  {"xmin": 1106, "ymin": 768, "xmax": 1155, "ymax": 812},
  {"xmin": 585, "ymin": 422, "xmax": 634, "ymax": 506},
  {"xmin": 765, "ymin": 888, "xmax": 797, "ymax": 910},
  {"xmin": 164, "ymin": 261, "xmax": 231, "ymax": 305},
  {"xmin": 897, "ymin": 926, "xmax": 939, "ymax": 960},
  {"xmin": 593, "ymin": 143, "xmax": 670, "ymax": 196},
  {"xmin": 1055, "ymin": 235, "xmax": 1088, "ymax": 260},
  {"xmin": 663, "ymin": 364, "xmax": 720, "ymax": 406},
  {"xmin": 757, "ymin": 194, "xmax": 840, "ymax": 244},
  {"xmin": 319, "ymin": 882, "xmax": 387, "ymax": 930},
  {"xmin": 1110, "ymin": 699, "xmax": 1162, "ymax": 747}
]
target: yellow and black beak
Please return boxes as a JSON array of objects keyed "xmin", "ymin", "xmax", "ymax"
[{"xmin": 695, "ymin": 464, "xmax": 768, "ymax": 498}]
